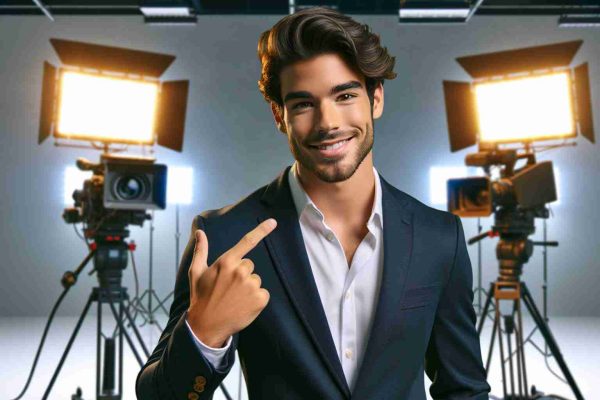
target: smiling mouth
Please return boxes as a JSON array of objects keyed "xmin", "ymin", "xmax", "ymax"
[
  {"xmin": 309, "ymin": 136, "xmax": 354, "ymax": 158},
  {"xmin": 310, "ymin": 136, "xmax": 354, "ymax": 150}
]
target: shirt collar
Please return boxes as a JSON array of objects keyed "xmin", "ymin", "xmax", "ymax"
[{"xmin": 287, "ymin": 161, "xmax": 383, "ymax": 229}]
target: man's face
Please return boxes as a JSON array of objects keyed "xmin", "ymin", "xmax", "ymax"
[{"xmin": 273, "ymin": 53, "xmax": 384, "ymax": 183}]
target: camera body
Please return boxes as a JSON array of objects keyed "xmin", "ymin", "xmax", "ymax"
[
  {"xmin": 447, "ymin": 154, "xmax": 556, "ymax": 218},
  {"xmin": 63, "ymin": 154, "xmax": 167, "ymax": 231}
]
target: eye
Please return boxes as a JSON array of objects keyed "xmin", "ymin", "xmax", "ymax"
[
  {"xmin": 292, "ymin": 101, "xmax": 312, "ymax": 110},
  {"xmin": 338, "ymin": 93, "xmax": 356, "ymax": 101}
]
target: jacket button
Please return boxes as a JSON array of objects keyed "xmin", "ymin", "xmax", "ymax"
[
  {"xmin": 195, "ymin": 376, "xmax": 206, "ymax": 385},
  {"xmin": 187, "ymin": 392, "xmax": 199, "ymax": 400},
  {"xmin": 194, "ymin": 383, "xmax": 206, "ymax": 392}
]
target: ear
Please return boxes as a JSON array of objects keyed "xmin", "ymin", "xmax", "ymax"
[
  {"xmin": 371, "ymin": 82, "xmax": 384, "ymax": 120},
  {"xmin": 270, "ymin": 102, "xmax": 287, "ymax": 134}
]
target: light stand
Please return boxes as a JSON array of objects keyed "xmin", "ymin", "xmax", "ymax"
[
  {"xmin": 127, "ymin": 211, "xmax": 170, "ymax": 333},
  {"xmin": 154, "ymin": 202, "xmax": 181, "ymax": 315}
]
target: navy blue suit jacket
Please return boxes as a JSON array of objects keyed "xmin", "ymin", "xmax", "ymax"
[{"xmin": 136, "ymin": 165, "xmax": 491, "ymax": 399}]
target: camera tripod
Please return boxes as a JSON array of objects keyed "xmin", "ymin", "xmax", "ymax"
[
  {"xmin": 473, "ymin": 206, "xmax": 584, "ymax": 400},
  {"xmin": 41, "ymin": 228, "xmax": 234, "ymax": 400},
  {"xmin": 42, "ymin": 230, "xmax": 150, "ymax": 400}
]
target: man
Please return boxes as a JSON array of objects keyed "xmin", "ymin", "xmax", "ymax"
[{"xmin": 136, "ymin": 7, "xmax": 490, "ymax": 400}]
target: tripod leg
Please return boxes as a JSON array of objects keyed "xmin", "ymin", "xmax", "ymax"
[
  {"xmin": 511, "ymin": 303, "xmax": 524, "ymax": 400},
  {"xmin": 521, "ymin": 284, "xmax": 584, "ymax": 400},
  {"xmin": 42, "ymin": 292, "xmax": 94, "ymax": 400},
  {"xmin": 103, "ymin": 288, "xmax": 145, "ymax": 366},
  {"xmin": 485, "ymin": 312, "xmax": 498, "ymax": 376},
  {"xmin": 121, "ymin": 296, "xmax": 151, "ymax": 357},
  {"xmin": 119, "ymin": 292, "xmax": 124, "ymax": 397},
  {"xmin": 478, "ymin": 282, "xmax": 495, "ymax": 335},
  {"xmin": 101, "ymin": 337, "xmax": 116, "ymax": 396},
  {"xmin": 496, "ymin": 299, "xmax": 508, "ymax": 399},
  {"xmin": 219, "ymin": 382, "xmax": 234, "ymax": 400},
  {"xmin": 97, "ymin": 289, "xmax": 102, "ymax": 398},
  {"xmin": 504, "ymin": 315, "xmax": 516, "ymax": 397},
  {"xmin": 516, "ymin": 298, "xmax": 529, "ymax": 399},
  {"xmin": 151, "ymin": 289, "xmax": 171, "ymax": 316},
  {"xmin": 126, "ymin": 297, "xmax": 163, "ymax": 333},
  {"xmin": 130, "ymin": 291, "xmax": 151, "ymax": 327},
  {"xmin": 153, "ymin": 290, "xmax": 174, "ymax": 316}
]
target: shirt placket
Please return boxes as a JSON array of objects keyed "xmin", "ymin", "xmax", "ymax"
[
  {"xmin": 340, "ymin": 279, "xmax": 357, "ymax": 385},
  {"xmin": 339, "ymin": 229, "xmax": 376, "ymax": 389}
]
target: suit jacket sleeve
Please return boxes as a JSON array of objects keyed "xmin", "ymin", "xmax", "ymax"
[
  {"xmin": 185, "ymin": 316, "xmax": 233, "ymax": 370},
  {"xmin": 136, "ymin": 214, "xmax": 239, "ymax": 400},
  {"xmin": 425, "ymin": 215, "xmax": 491, "ymax": 400}
]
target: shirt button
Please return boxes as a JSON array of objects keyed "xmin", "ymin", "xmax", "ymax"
[
  {"xmin": 345, "ymin": 292, "xmax": 351, "ymax": 300},
  {"xmin": 326, "ymin": 232, "xmax": 335, "ymax": 242},
  {"xmin": 345, "ymin": 349, "xmax": 353, "ymax": 359}
]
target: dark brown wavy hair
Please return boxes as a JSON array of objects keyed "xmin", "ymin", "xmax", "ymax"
[{"xmin": 257, "ymin": 7, "xmax": 397, "ymax": 112}]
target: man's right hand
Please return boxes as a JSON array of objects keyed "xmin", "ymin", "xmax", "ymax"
[{"xmin": 186, "ymin": 218, "xmax": 278, "ymax": 348}]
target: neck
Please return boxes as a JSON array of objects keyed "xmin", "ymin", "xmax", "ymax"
[{"xmin": 295, "ymin": 153, "xmax": 375, "ymax": 226}]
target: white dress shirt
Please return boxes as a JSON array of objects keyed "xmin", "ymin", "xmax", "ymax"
[{"xmin": 185, "ymin": 162, "xmax": 385, "ymax": 392}]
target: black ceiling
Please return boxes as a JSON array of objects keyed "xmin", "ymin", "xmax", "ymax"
[{"xmin": 0, "ymin": 0, "xmax": 599, "ymax": 16}]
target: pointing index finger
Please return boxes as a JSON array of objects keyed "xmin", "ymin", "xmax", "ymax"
[{"xmin": 228, "ymin": 218, "xmax": 277, "ymax": 260}]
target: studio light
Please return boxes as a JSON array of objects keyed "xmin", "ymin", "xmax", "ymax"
[
  {"xmin": 56, "ymin": 71, "xmax": 159, "ymax": 144},
  {"xmin": 39, "ymin": 38, "xmax": 189, "ymax": 152},
  {"xmin": 443, "ymin": 40, "xmax": 595, "ymax": 153},
  {"xmin": 474, "ymin": 71, "xmax": 575, "ymax": 144}
]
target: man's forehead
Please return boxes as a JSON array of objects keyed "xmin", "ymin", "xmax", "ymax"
[{"xmin": 280, "ymin": 55, "xmax": 366, "ymax": 96}]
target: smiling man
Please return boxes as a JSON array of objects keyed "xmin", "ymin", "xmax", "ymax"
[
  {"xmin": 277, "ymin": 57, "xmax": 377, "ymax": 184},
  {"xmin": 137, "ymin": 7, "xmax": 491, "ymax": 400}
]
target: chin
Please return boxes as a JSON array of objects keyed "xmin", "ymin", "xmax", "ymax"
[{"xmin": 311, "ymin": 158, "xmax": 361, "ymax": 183}]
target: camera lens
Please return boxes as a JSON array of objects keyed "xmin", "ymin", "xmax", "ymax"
[{"xmin": 115, "ymin": 176, "xmax": 144, "ymax": 200}]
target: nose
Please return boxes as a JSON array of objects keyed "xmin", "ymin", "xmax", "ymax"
[{"xmin": 315, "ymin": 100, "xmax": 340, "ymax": 133}]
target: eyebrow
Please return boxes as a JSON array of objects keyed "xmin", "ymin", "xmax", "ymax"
[{"xmin": 283, "ymin": 80, "xmax": 363, "ymax": 103}]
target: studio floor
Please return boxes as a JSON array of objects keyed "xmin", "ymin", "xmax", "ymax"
[{"xmin": 1, "ymin": 314, "xmax": 597, "ymax": 400}]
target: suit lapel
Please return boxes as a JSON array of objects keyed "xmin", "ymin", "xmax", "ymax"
[
  {"xmin": 257, "ymin": 165, "xmax": 414, "ymax": 398},
  {"xmin": 258, "ymin": 165, "xmax": 351, "ymax": 398},
  {"xmin": 352, "ymin": 175, "xmax": 414, "ymax": 396}
]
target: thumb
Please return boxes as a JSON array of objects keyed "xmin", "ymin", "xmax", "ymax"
[{"xmin": 192, "ymin": 229, "xmax": 209, "ymax": 272}]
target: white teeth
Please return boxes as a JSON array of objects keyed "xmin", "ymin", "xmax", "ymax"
[{"xmin": 318, "ymin": 138, "xmax": 349, "ymax": 151}]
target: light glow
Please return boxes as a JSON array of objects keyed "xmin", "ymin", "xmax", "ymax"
[
  {"xmin": 56, "ymin": 70, "xmax": 158, "ymax": 144},
  {"xmin": 167, "ymin": 167, "xmax": 193, "ymax": 205},
  {"xmin": 475, "ymin": 72, "xmax": 575, "ymax": 144},
  {"xmin": 64, "ymin": 166, "xmax": 91, "ymax": 205},
  {"xmin": 553, "ymin": 167, "xmax": 561, "ymax": 206},
  {"xmin": 430, "ymin": 166, "xmax": 469, "ymax": 206}
]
